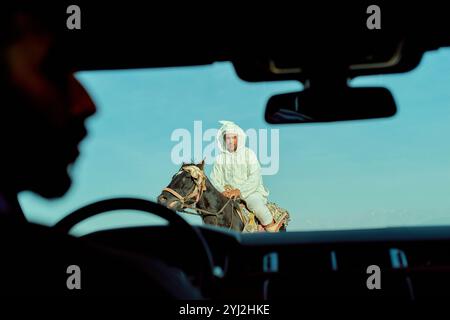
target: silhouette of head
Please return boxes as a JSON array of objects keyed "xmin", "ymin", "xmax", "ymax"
[{"xmin": 0, "ymin": 5, "xmax": 96, "ymax": 198}]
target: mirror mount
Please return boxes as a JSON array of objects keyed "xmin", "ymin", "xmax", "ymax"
[{"xmin": 303, "ymin": 74, "xmax": 350, "ymax": 93}]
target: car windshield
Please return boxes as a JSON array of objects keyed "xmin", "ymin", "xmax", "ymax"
[{"xmin": 18, "ymin": 48, "xmax": 450, "ymax": 235}]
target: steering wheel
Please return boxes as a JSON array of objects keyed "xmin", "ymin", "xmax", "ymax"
[{"xmin": 53, "ymin": 197, "xmax": 215, "ymax": 295}]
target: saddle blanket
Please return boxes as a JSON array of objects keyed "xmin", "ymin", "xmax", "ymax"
[{"xmin": 239, "ymin": 202, "xmax": 291, "ymax": 233}]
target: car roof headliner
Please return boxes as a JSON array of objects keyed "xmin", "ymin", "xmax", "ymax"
[{"xmin": 46, "ymin": 2, "xmax": 450, "ymax": 80}]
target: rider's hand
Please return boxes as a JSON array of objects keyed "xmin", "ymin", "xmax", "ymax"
[
  {"xmin": 229, "ymin": 189, "xmax": 241, "ymax": 199},
  {"xmin": 222, "ymin": 189, "xmax": 240, "ymax": 199}
]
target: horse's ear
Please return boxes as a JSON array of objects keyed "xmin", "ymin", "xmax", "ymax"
[{"xmin": 197, "ymin": 159, "xmax": 205, "ymax": 171}]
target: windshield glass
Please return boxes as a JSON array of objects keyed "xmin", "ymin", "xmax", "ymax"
[{"xmin": 18, "ymin": 48, "xmax": 450, "ymax": 235}]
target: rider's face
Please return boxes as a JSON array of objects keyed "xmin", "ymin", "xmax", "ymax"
[
  {"xmin": 0, "ymin": 14, "xmax": 96, "ymax": 197},
  {"xmin": 225, "ymin": 134, "xmax": 238, "ymax": 152}
]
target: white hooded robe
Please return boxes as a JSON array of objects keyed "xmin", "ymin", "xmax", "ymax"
[{"xmin": 210, "ymin": 121, "xmax": 269, "ymax": 201}]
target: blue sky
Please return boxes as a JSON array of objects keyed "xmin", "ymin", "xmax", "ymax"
[{"xmin": 19, "ymin": 48, "xmax": 450, "ymax": 235}]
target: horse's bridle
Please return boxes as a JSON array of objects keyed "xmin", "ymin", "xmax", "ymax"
[
  {"xmin": 163, "ymin": 165, "xmax": 207, "ymax": 212},
  {"xmin": 162, "ymin": 166, "xmax": 236, "ymax": 225}
]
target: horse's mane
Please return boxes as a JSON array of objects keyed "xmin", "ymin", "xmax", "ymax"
[{"xmin": 181, "ymin": 162, "xmax": 224, "ymax": 198}]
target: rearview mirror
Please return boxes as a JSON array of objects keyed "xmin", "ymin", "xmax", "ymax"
[{"xmin": 265, "ymin": 87, "xmax": 397, "ymax": 124}]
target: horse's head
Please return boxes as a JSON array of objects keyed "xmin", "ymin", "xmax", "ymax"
[{"xmin": 158, "ymin": 161, "xmax": 206, "ymax": 211}]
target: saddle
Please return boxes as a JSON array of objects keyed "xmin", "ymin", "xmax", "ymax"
[
  {"xmin": 223, "ymin": 185, "xmax": 290, "ymax": 233},
  {"xmin": 235, "ymin": 200, "xmax": 290, "ymax": 233}
]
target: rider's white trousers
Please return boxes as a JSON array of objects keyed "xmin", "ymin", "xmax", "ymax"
[{"xmin": 245, "ymin": 193, "xmax": 273, "ymax": 225}]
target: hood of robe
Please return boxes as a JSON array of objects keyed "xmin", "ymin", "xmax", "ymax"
[{"xmin": 216, "ymin": 120, "xmax": 247, "ymax": 154}]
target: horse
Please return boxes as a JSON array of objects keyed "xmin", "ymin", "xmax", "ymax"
[{"xmin": 157, "ymin": 161, "xmax": 245, "ymax": 231}]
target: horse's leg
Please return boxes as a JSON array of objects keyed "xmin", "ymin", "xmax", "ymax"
[
  {"xmin": 234, "ymin": 209, "xmax": 245, "ymax": 232},
  {"xmin": 225, "ymin": 206, "xmax": 244, "ymax": 232},
  {"xmin": 235, "ymin": 216, "xmax": 244, "ymax": 232},
  {"xmin": 233, "ymin": 219, "xmax": 244, "ymax": 232},
  {"xmin": 203, "ymin": 215, "xmax": 217, "ymax": 226}
]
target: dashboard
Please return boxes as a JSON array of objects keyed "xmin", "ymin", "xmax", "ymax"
[{"xmin": 82, "ymin": 225, "xmax": 450, "ymax": 299}]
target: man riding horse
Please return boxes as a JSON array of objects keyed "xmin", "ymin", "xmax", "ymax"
[{"xmin": 210, "ymin": 121, "xmax": 285, "ymax": 232}]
